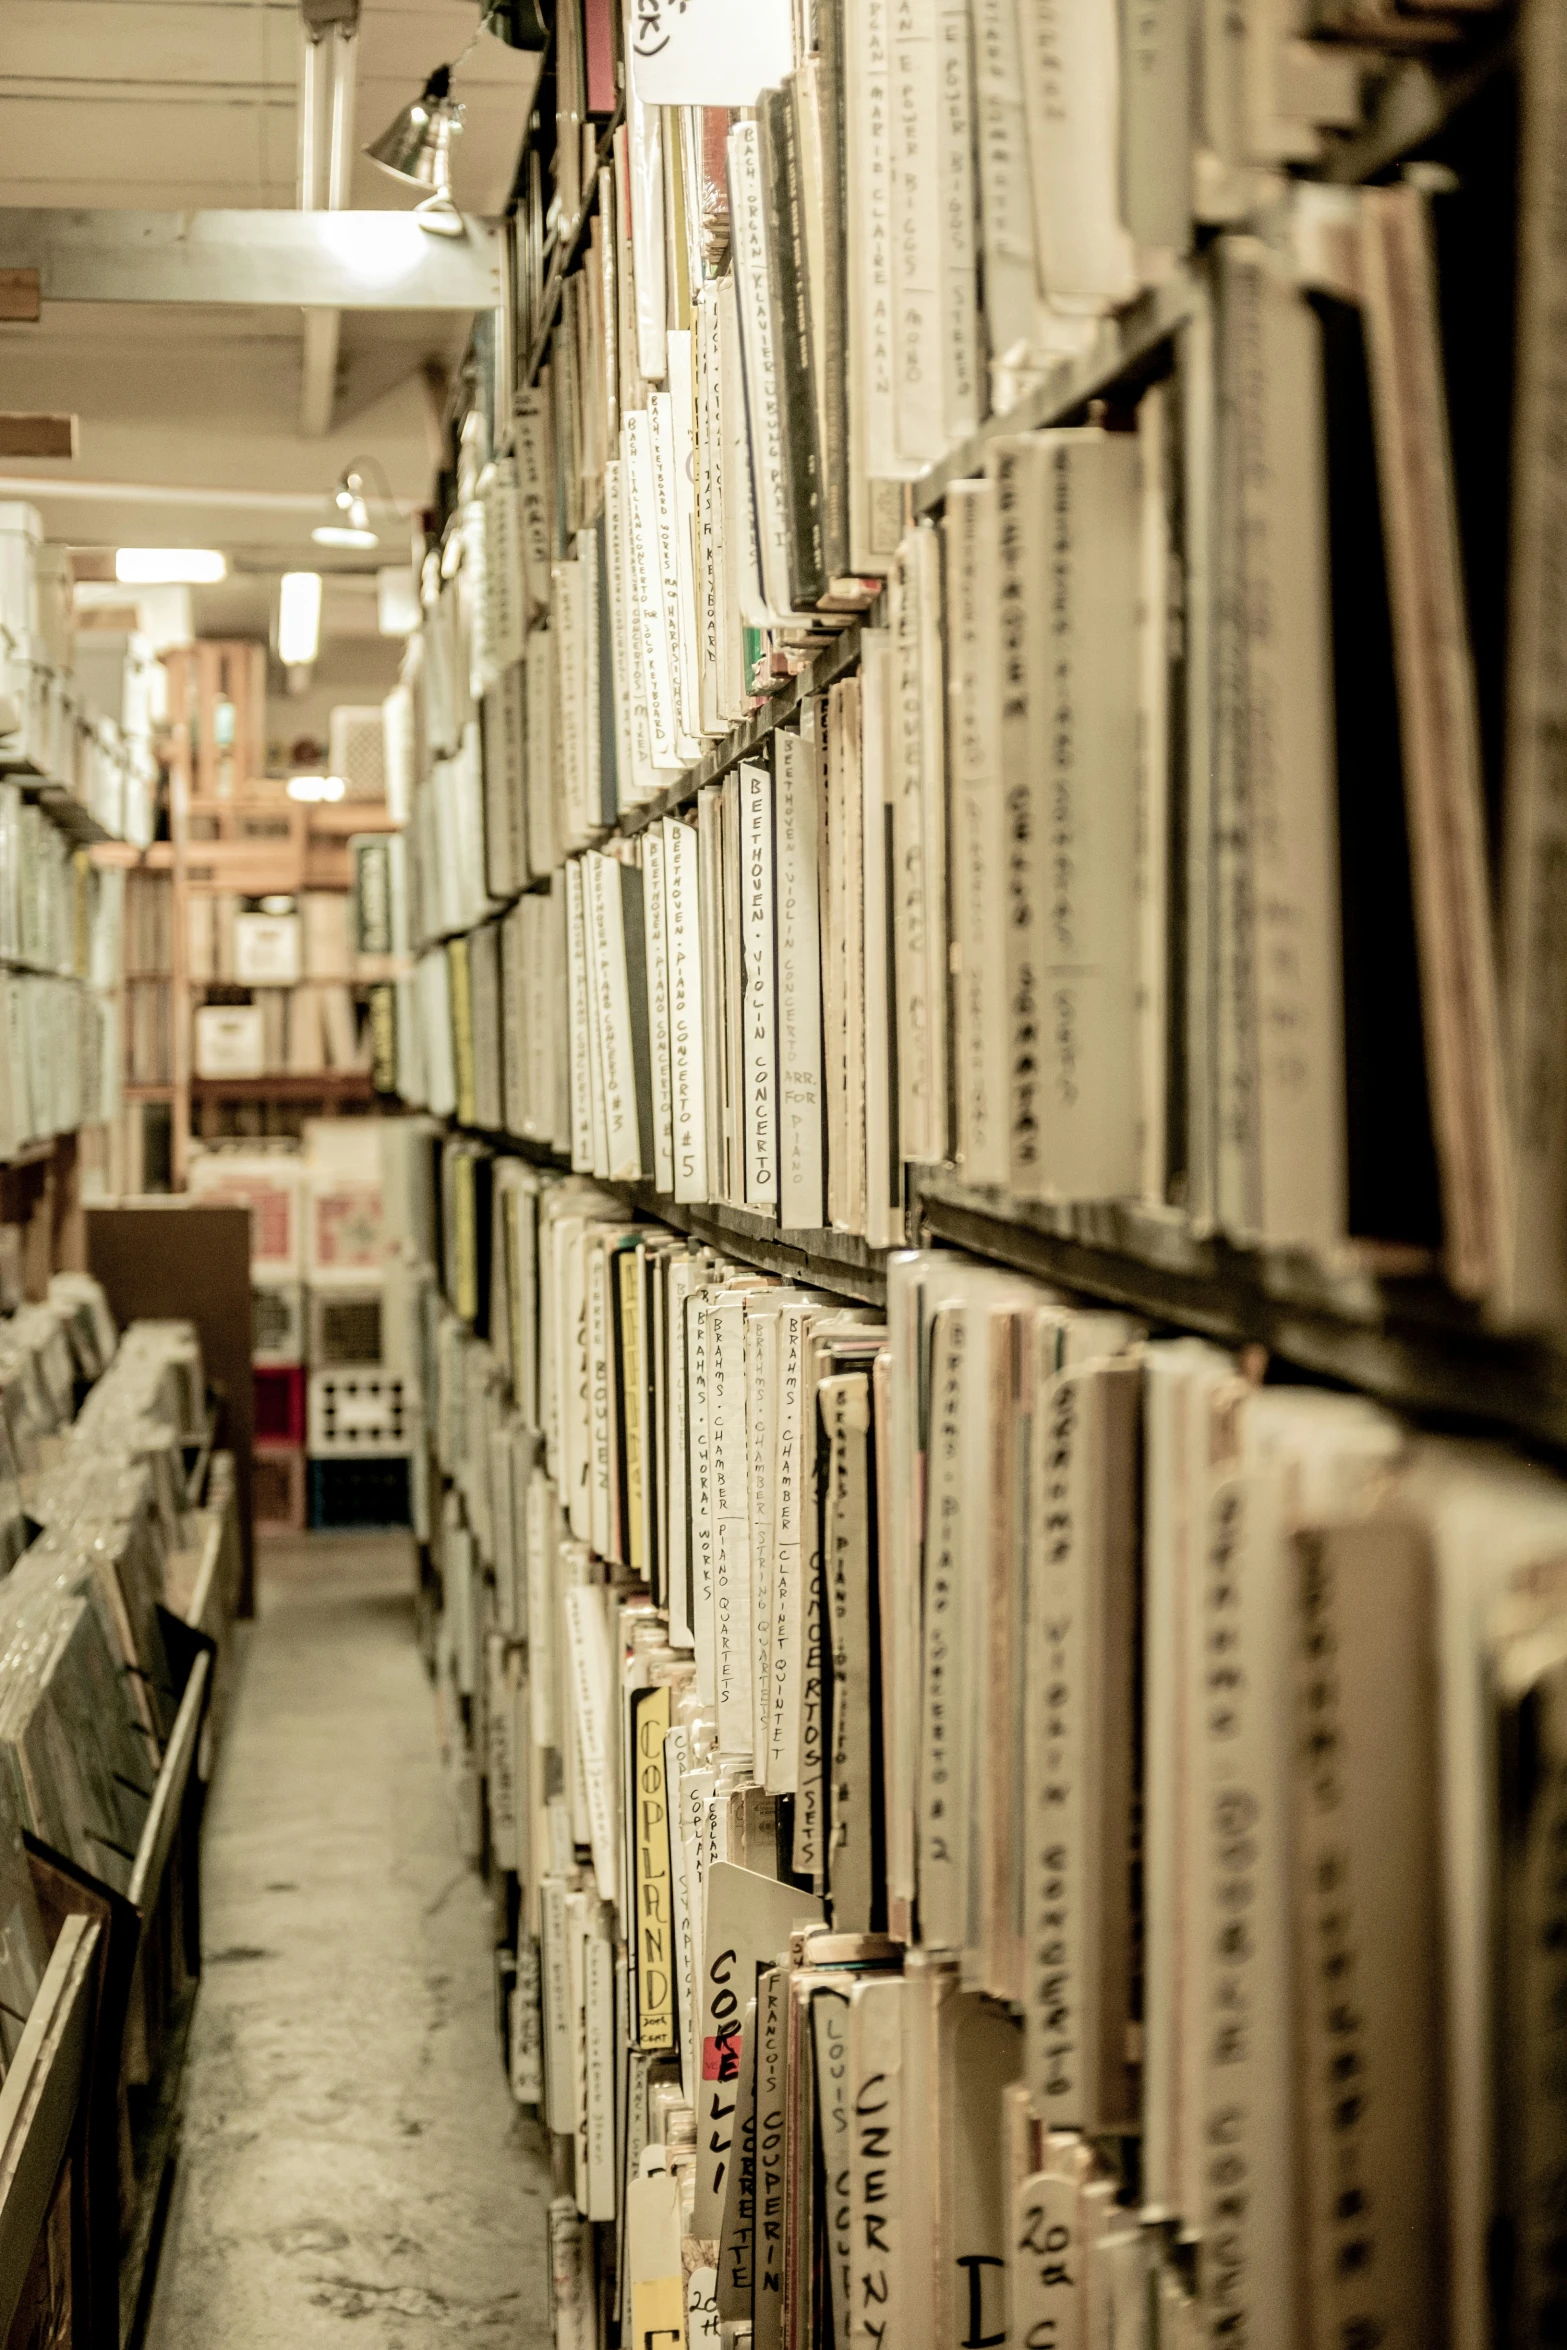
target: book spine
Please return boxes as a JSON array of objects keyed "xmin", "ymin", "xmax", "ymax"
[
  {"xmin": 710, "ymin": 1293, "xmax": 754, "ymax": 1761},
  {"xmin": 845, "ymin": 0, "xmax": 911, "ymax": 571},
  {"xmin": 859, "ymin": 631, "xmax": 898, "ymax": 1245},
  {"xmin": 1359, "ymin": 185, "xmax": 1509, "ymax": 1299},
  {"xmin": 642, "ymin": 824, "xmax": 676, "ymax": 1195},
  {"xmin": 775, "ymin": 729, "xmax": 827, "ymax": 1229},
  {"xmin": 848, "ymin": 1977, "xmax": 905, "ymax": 2350},
  {"xmin": 989, "ymin": 438, "xmax": 1046, "ymax": 1199},
  {"xmin": 740, "ymin": 759, "xmax": 780, "ymax": 1211},
  {"xmin": 1220, "ymin": 241, "xmax": 1347, "ymax": 1251},
  {"xmin": 887, "ymin": 0, "xmax": 945, "ymax": 466},
  {"xmin": 694, "ymin": 290, "xmax": 726, "ymax": 736},
  {"xmin": 890, "ymin": 539, "xmax": 938, "ymax": 1167},
  {"xmin": 768, "ymin": 1304, "xmax": 809, "ymax": 1794},
  {"xmin": 666, "ymin": 330, "xmax": 708, "ymax": 745},
  {"xmin": 1504, "ymin": 0, "xmax": 1567, "ymax": 1320},
  {"xmin": 649, "ymin": 389, "xmax": 700, "ymax": 759},
  {"xmin": 918, "ymin": 1305, "xmax": 968, "ymax": 1951},
  {"xmin": 765, "ymin": 83, "xmax": 829, "ymax": 607},
  {"xmin": 1015, "ymin": 0, "xmax": 1137, "ymax": 308},
  {"xmin": 796, "ymin": 46, "xmax": 851, "ymax": 585},
  {"xmin": 1035, "ymin": 431, "xmax": 1142, "ymax": 1202},
  {"xmin": 664, "ymin": 816, "xmax": 711, "ymax": 1204},
  {"xmin": 618, "ymin": 858, "xmax": 656, "ymax": 1181},
  {"xmin": 687, "ymin": 1291, "xmax": 718, "ymax": 1711},
  {"xmin": 1196, "ymin": 1397, "xmax": 1298, "ymax": 2350},
  {"xmin": 1290, "ymin": 1518, "xmax": 1444, "ymax": 2350},
  {"xmin": 622, "ymin": 408, "xmax": 681, "ymax": 771},
  {"xmin": 934, "ymin": 0, "xmax": 982, "ymax": 443},
  {"xmin": 943, "ymin": 480, "xmax": 1008, "ymax": 1185},
  {"xmin": 729, "ymin": 118, "xmax": 798, "ymax": 623}
]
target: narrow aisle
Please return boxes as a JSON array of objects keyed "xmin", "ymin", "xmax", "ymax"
[{"xmin": 144, "ymin": 1535, "xmax": 552, "ymax": 2348}]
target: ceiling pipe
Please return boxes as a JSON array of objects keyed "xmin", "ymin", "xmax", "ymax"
[
  {"xmin": 0, "ymin": 477, "xmax": 332, "ymax": 509},
  {"xmin": 298, "ymin": 2, "xmax": 360, "ymax": 438}
]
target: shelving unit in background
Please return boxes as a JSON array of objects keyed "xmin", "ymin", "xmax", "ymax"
[{"xmin": 123, "ymin": 647, "xmax": 399, "ymax": 1176}]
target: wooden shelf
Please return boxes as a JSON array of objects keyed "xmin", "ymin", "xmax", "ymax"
[
  {"xmin": 305, "ymin": 802, "xmax": 399, "ymax": 838},
  {"xmin": 455, "ymin": 1123, "xmax": 889, "ymax": 1305},
  {"xmin": 436, "ymin": 1120, "xmax": 1567, "ymax": 1464},
  {"xmin": 191, "ymin": 1070, "xmax": 375, "ymax": 1102},
  {"xmin": 117, "ymin": 1983, "xmax": 197, "ymax": 2350},
  {"xmin": 1320, "ymin": 20, "xmax": 1516, "ymax": 186},
  {"xmin": 0, "ymin": 1913, "xmax": 101, "ymax": 2344},
  {"xmin": 912, "ymin": 271, "xmax": 1195, "ymax": 514}
]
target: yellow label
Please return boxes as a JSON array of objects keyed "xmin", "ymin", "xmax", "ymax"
[
  {"xmin": 634, "ymin": 1684, "xmax": 675, "ymax": 2049},
  {"xmin": 631, "ymin": 2272, "xmax": 685, "ymax": 2350}
]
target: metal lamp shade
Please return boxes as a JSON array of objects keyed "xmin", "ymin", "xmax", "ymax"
[
  {"xmin": 481, "ymin": 0, "xmax": 551, "ymax": 48},
  {"xmin": 365, "ymin": 69, "xmax": 459, "ymax": 194}
]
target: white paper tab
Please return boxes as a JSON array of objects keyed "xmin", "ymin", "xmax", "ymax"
[{"xmin": 628, "ymin": 0, "xmax": 793, "ymax": 107}]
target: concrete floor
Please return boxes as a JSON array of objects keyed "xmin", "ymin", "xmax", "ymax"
[{"xmin": 142, "ymin": 1534, "xmax": 553, "ymax": 2348}]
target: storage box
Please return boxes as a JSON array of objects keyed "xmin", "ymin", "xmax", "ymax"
[
  {"xmin": 254, "ymin": 1363, "xmax": 306, "ymax": 1445},
  {"xmin": 308, "ymin": 1281, "xmax": 383, "ymax": 1368},
  {"xmin": 307, "ymin": 1179, "xmax": 384, "ymax": 1274},
  {"xmin": 234, "ymin": 910, "xmax": 301, "ymax": 985},
  {"xmin": 253, "ymin": 1442, "xmax": 306, "ymax": 1536},
  {"xmin": 252, "ymin": 1278, "xmax": 305, "ymax": 1364},
  {"xmin": 191, "ymin": 1156, "xmax": 304, "ymax": 1274},
  {"xmin": 307, "ymin": 1369, "xmax": 412, "ymax": 1455},
  {"xmin": 194, "ymin": 1004, "xmax": 263, "ymax": 1079},
  {"xmin": 308, "ymin": 1454, "xmax": 410, "ymax": 1530}
]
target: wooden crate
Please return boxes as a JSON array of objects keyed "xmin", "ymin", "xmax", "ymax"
[
  {"xmin": 252, "ymin": 1441, "xmax": 305, "ymax": 1535},
  {"xmin": 161, "ymin": 643, "xmax": 266, "ymax": 803}
]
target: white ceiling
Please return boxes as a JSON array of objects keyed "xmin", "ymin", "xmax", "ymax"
[{"xmin": 0, "ymin": 0, "xmax": 536, "ymax": 646}]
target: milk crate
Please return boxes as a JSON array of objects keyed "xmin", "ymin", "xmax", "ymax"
[
  {"xmin": 253, "ymin": 1279, "xmax": 305, "ymax": 1365},
  {"xmin": 253, "ymin": 1442, "xmax": 306, "ymax": 1536},
  {"xmin": 191, "ymin": 1155, "xmax": 305, "ymax": 1276},
  {"xmin": 307, "ymin": 1280, "xmax": 384, "ymax": 1368},
  {"xmin": 308, "ymin": 1455, "xmax": 411, "ymax": 1530},
  {"xmin": 254, "ymin": 1363, "xmax": 306, "ymax": 1445},
  {"xmin": 307, "ymin": 1369, "xmax": 412, "ymax": 1456}
]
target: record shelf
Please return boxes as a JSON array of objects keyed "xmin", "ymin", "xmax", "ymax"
[
  {"xmin": 443, "ymin": 1115, "xmax": 1567, "ymax": 1467},
  {"xmin": 391, "ymin": 3, "xmax": 1567, "ymax": 2344}
]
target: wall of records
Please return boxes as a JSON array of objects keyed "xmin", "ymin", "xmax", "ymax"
[
  {"xmin": 0, "ymin": 501, "xmax": 147, "ymax": 1171},
  {"xmin": 374, "ymin": 0, "xmax": 1567, "ymax": 2344}
]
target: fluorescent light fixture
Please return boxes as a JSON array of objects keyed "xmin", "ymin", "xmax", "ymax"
[
  {"xmin": 286, "ymin": 773, "xmax": 346, "ymax": 803},
  {"xmin": 312, "ymin": 524, "xmax": 380, "ymax": 549},
  {"xmin": 277, "ymin": 570, "xmax": 322, "ymax": 666},
  {"xmin": 115, "ymin": 547, "xmax": 226, "ymax": 585}
]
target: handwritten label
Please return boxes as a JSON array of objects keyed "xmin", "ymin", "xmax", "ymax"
[
  {"xmin": 633, "ymin": 1686, "xmax": 676, "ymax": 2048},
  {"xmin": 628, "ymin": 0, "xmax": 793, "ymax": 108}
]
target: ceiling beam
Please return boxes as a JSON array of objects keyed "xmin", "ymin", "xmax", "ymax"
[
  {"xmin": 0, "ymin": 209, "xmax": 500, "ymax": 309},
  {"xmin": 0, "ymin": 414, "xmax": 77, "ymax": 459},
  {"xmin": 0, "ymin": 269, "xmax": 42, "ymax": 322}
]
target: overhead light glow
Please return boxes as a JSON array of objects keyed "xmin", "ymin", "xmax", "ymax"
[
  {"xmin": 286, "ymin": 773, "xmax": 346, "ymax": 804},
  {"xmin": 115, "ymin": 548, "xmax": 226, "ymax": 585},
  {"xmin": 277, "ymin": 571, "xmax": 323, "ymax": 667},
  {"xmin": 334, "ymin": 473, "xmax": 372, "ymax": 532},
  {"xmin": 312, "ymin": 525, "xmax": 380, "ymax": 550}
]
